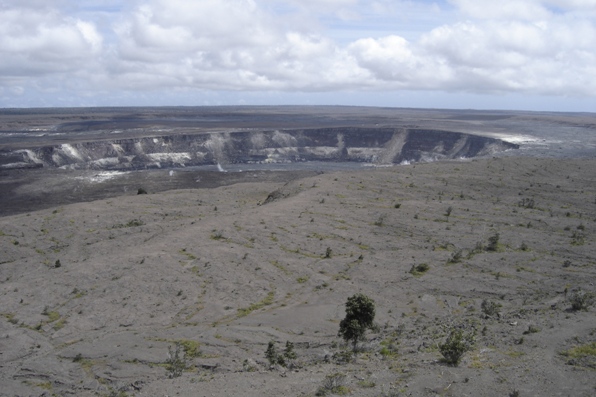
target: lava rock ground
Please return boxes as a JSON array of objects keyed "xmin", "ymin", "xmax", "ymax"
[{"xmin": 1, "ymin": 157, "xmax": 595, "ymax": 397}]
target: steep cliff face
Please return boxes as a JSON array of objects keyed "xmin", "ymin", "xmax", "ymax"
[{"xmin": 0, "ymin": 127, "xmax": 517, "ymax": 170}]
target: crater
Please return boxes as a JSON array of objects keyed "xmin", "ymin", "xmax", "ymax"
[{"xmin": 0, "ymin": 127, "xmax": 517, "ymax": 171}]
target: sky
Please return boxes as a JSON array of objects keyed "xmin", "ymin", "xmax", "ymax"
[{"xmin": 1, "ymin": 0, "xmax": 596, "ymax": 111}]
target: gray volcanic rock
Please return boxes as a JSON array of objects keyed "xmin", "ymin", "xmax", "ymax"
[
  {"xmin": 1, "ymin": 157, "xmax": 595, "ymax": 397},
  {"xmin": 0, "ymin": 127, "xmax": 517, "ymax": 170}
]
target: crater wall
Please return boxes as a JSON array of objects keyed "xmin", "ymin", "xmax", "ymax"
[{"xmin": 0, "ymin": 127, "xmax": 517, "ymax": 170}]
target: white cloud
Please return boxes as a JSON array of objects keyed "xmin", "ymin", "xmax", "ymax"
[
  {"xmin": 419, "ymin": 16, "xmax": 596, "ymax": 94},
  {"xmin": 0, "ymin": 7, "xmax": 102, "ymax": 78},
  {"xmin": 449, "ymin": 0, "xmax": 553, "ymax": 20},
  {"xmin": 110, "ymin": 0, "xmax": 361, "ymax": 91},
  {"xmin": 545, "ymin": 0, "xmax": 596, "ymax": 9},
  {"xmin": 0, "ymin": 0, "xmax": 595, "ymax": 108},
  {"xmin": 348, "ymin": 36, "xmax": 416, "ymax": 81}
]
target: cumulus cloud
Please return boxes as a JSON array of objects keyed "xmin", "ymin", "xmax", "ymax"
[
  {"xmin": 545, "ymin": 0, "xmax": 596, "ymax": 9},
  {"xmin": 449, "ymin": 0, "xmax": 553, "ymax": 20},
  {"xmin": 109, "ymin": 0, "xmax": 363, "ymax": 91},
  {"xmin": 0, "ymin": 7, "xmax": 102, "ymax": 76},
  {"xmin": 417, "ymin": 5, "xmax": 596, "ymax": 94},
  {"xmin": 0, "ymin": 0, "xmax": 595, "ymax": 107}
]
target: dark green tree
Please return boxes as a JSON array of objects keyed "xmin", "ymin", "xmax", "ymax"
[
  {"xmin": 265, "ymin": 341, "xmax": 278, "ymax": 366},
  {"xmin": 338, "ymin": 293, "xmax": 376, "ymax": 351},
  {"xmin": 486, "ymin": 232, "xmax": 500, "ymax": 251},
  {"xmin": 284, "ymin": 341, "xmax": 297, "ymax": 360}
]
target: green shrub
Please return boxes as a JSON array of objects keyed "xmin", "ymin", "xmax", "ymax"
[
  {"xmin": 284, "ymin": 341, "xmax": 297, "ymax": 360},
  {"xmin": 448, "ymin": 249, "xmax": 463, "ymax": 264},
  {"xmin": 439, "ymin": 328, "xmax": 474, "ymax": 366},
  {"xmin": 211, "ymin": 230, "xmax": 224, "ymax": 240},
  {"xmin": 571, "ymin": 231, "xmax": 585, "ymax": 246},
  {"xmin": 316, "ymin": 373, "xmax": 348, "ymax": 396},
  {"xmin": 265, "ymin": 340, "xmax": 290, "ymax": 367},
  {"xmin": 178, "ymin": 339, "xmax": 201, "ymax": 358},
  {"xmin": 486, "ymin": 232, "xmax": 500, "ymax": 252},
  {"xmin": 481, "ymin": 299, "xmax": 501, "ymax": 317},
  {"xmin": 374, "ymin": 214, "xmax": 386, "ymax": 226},
  {"xmin": 357, "ymin": 379, "xmax": 376, "ymax": 388},
  {"xmin": 568, "ymin": 289, "xmax": 595, "ymax": 311},
  {"xmin": 166, "ymin": 342, "xmax": 187, "ymax": 378},
  {"xmin": 332, "ymin": 349, "xmax": 353, "ymax": 364},
  {"xmin": 445, "ymin": 206, "xmax": 453, "ymax": 219},
  {"xmin": 409, "ymin": 263, "xmax": 429, "ymax": 276},
  {"xmin": 518, "ymin": 197, "xmax": 535, "ymax": 208}
]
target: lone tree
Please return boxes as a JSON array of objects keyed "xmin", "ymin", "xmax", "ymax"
[{"xmin": 338, "ymin": 293, "xmax": 376, "ymax": 351}]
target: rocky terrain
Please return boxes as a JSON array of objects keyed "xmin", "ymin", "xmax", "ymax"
[
  {"xmin": 0, "ymin": 127, "xmax": 515, "ymax": 171},
  {"xmin": 1, "ymin": 155, "xmax": 595, "ymax": 397},
  {"xmin": 0, "ymin": 107, "xmax": 523, "ymax": 171}
]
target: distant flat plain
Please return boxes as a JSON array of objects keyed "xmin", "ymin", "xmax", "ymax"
[{"xmin": 0, "ymin": 106, "xmax": 594, "ymax": 216}]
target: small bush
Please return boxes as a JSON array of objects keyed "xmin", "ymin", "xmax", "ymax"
[
  {"xmin": 284, "ymin": 341, "xmax": 297, "ymax": 360},
  {"xmin": 562, "ymin": 341, "xmax": 596, "ymax": 359},
  {"xmin": 316, "ymin": 373, "xmax": 348, "ymax": 396},
  {"xmin": 523, "ymin": 325, "xmax": 541, "ymax": 334},
  {"xmin": 486, "ymin": 232, "xmax": 500, "ymax": 252},
  {"xmin": 166, "ymin": 342, "xmax": 187, "ymax": 378},
  {"xmin": 242, "ymin": 359, "xmax": 258, "ymax": 372},
  {"xmin": 378, "ymin": 389, "xmax": 402, "ymax": 397},
  {"xmin": 445, "ymin": 206, "xmax": 453, "ymax": 218},
  {"xmin": 439, "ymin": 328, "xmax": 474, "ymax": 366},
  {"xmin": 332, "ymin": 349, "xmax": 353, "ymax": 364},
  {"xmin": 265, "ymin": 341, "xmax": 279, "ymax": 366},
  {"xmin": 265, "ymin": 340, "xmax": 290, "ymax": 367},
  {"xmin": 112, "ymin": 219, "xmax": 144, "ymax": 229},
  {"xmin": 571, "ymin": 231, "xmax": 585, "ymax": 246},
  {"xmin": 374, "ymin": 214, "xmax": 386, "ymax": 226},
  {"xmin": 473, "ymin": 241, "xmax": 484, "ymax": 253},
  {"xmin": 104, "ymin": 388, "xmax": 129, "ymax": 397},
  {"xmin": 568, "ymin": 289, "xmax": 595, "ymax": 311},
  {"xmin": 127, "ymin": 219, "xmax": 144, "ymax": 227},
  {"xmin": 448, "ymin": 249, "xmax": 463, "ymax": 264},
  {"xmin": 357, "ymin": 379, "xmax": 376, "ymax": 388},
  {"xmin": 409, "ymin": 263, "xmax": 429, "ymax": 276},
  {"xmin": 210, "ymin": 230, "xmax": 224, "ymax": 240},
  {"xmin": 518, "ymin": 197, "xmax": 535, "ymax": 208},
  {"xmin": 481, "ymin": 299, "xmax": 501, "ymax": 317},
  {"xmin": 178, "ymin": 339, "xmax": 201, "ymax": 358}
]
